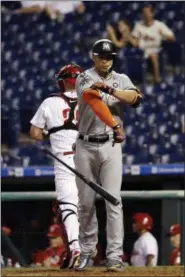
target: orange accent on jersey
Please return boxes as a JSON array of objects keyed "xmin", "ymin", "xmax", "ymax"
[{"xmin": 83, "ymin": 89, "xmax": 117, "ymax": 128}]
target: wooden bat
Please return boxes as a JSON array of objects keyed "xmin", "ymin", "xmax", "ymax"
[{"xmin": 39, "ymin": 146, "xmax": 120, "ymax": 206}]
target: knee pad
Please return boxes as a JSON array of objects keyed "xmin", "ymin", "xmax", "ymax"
[
  {"xmin": 59, "ymin": 201, "xmax": 79, "ymax": 247},
  {"xmin": 59, "ymin": 201, "xmax": 78, "ymax": 223}
]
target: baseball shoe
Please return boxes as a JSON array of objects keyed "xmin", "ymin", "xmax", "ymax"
[
  {"xmin": 68, "ymin": 250, "xmax": 81, "ymax": 269},
  {"xmin": 60, "ymin": 250, "xmax": 80, "ymax": 269},
  {"xmin": 106, "ymin": 259, "xmax": 125, "ymax": 272},
  {"xmin": 74, "ymin": 251, "xmax": 97, "ymax": 271}
]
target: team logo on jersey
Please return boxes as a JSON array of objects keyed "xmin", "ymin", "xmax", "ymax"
[
  {"xmin": 113, "ymin": 82, "xmax": 118, "ymax": 88},
  {"xmin": 79, "ymin": 72, "xmax": 85, "ymax": 78},
  {"xmin": 80, "ymin": 75, "xmax": 90, "ymax": 87},
  {"xmin": 103, "ymin": 43, "xmax": 111, "ymax": 50}
]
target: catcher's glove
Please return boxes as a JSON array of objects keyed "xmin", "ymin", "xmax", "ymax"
[
  {"xmin": 90, "ymin": 82, "xmax": 115, "ymax": 95},
  {"xmin": 112, "ymin": 124, "xmax": 125, "ymax": 146}
]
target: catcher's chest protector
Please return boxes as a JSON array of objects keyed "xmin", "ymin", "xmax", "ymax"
[{"xmin": 47, "ymin": 93, "xmax": 78, "ymax": 134}]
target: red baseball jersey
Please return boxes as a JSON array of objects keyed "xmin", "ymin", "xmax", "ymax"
[
  {"xmin": 169, "ymin": 248, "xmax": 181, "ymax": 265},
  {"xmin": 34, "ymin": 246, "xmax": 66, "ymax": 267},
  {"xmin": 43, "ymin": 246, "xmax": 66, "ymax": 267}
]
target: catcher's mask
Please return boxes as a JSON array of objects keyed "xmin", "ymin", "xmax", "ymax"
[
  {"xmin": 132, "ymin": 213, "xmax": 153, "ymax": 231},
  {"xmin": 55, "ymin": 63, "xmax": 84, "ymax": 92},
  {"xmin": 92, "ymin": 39, "xmax": 117, "ymax": 73}
]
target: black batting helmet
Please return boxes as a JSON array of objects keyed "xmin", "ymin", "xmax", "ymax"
[{"xmin": 92, "ymin": 39, "xmax": 117, "ymax": 57}]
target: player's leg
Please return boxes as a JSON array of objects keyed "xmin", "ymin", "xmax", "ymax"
[
  {"xmin": 99, "ymin": 142, "xmax": 124, "ymax": 270},
  {"xmin": 74, "ymin": 139, "xmax": 98, "ymax": 268},
  {"xmin": 55, "ymin": 154, "xmax": 80, "ymax": 267}
]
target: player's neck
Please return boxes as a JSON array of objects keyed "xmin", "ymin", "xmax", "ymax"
[
  {"xmin": 64, "ymin": 88, "xmax": 76, "ymax": 93},
  {"xmin": 95, "ymin": 68, "xmax": 111, "ymax": 79},
  {"xmin": 139, "ymin": 229, "xmax": 148, "ymax": 236},
  {"xmin": 144, "ymin": 19, "xmax": 154, "ymax": 26}
]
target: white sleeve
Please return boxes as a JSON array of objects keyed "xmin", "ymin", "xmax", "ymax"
[
  {"xmin": 143, "ymin": 238, "xmax": 157, "ymax": 257},
  {"xmin": 30, "ymin": 100, "xmax": 48, "ymax": 129},
  {"xmin": 159, "ymin": 21, "xmax": 174, "ymax": 38},
  {"xmin": 75, "ymin": 72, "xmax": 95, "ymax": 96}
]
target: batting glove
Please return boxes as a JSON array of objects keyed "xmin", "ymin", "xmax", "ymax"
[
  {"xmin": 112, "ymin": 124, "xmax": 125, "ymax": 146},
  {"xmin": 90, "ymin": 82, "xmax": 115, "ymax": 95}
]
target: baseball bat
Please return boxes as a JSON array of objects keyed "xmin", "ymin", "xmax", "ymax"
[{"xmin": 38, "ymin": 146, "xmax": 120, "ymax": 206}]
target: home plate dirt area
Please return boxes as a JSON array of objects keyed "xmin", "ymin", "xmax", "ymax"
[{"xmin": 2, "ymin": 266, "xmax": 184, "ymax": 276}]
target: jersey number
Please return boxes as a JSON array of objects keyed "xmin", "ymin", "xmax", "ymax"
[{"xmin": 62, "ymin": 108, "xmax": 79, "ymax": 125}]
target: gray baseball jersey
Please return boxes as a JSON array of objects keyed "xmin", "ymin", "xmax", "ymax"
[{"xmin": 75, "ymin": 67, "xmax": 136, "ymax": 135}]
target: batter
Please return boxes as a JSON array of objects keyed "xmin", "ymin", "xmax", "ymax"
[{"xmin": 74, "ymin": 39, "xmax": 143, "ymax": 272}]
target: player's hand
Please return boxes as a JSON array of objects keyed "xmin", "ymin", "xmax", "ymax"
[
  {"xmin": 106, "ymin": 24, "xmax": 114, "ymax": 34},
  {"xmin": 72, "ymin": 143, "xmax": 76, "ymax": 152},
  {"xmin": 90, "ymin": 82, "xmax": 115, "ymax": 95},
  {"xmin": 112, "ymin": 124, "xmax": 125, "ymax": 145}
]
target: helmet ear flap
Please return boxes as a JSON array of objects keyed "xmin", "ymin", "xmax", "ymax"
[
  {"xmin": 57, "ymin": 80, "xmax": 65, "ymax": 92},
  {"xmin": 55, "ymin": 63, "xmax": 84, "ymax": 92},
  {"xmin": 55, "ymin": 73, "xmax": 64, "ymax": 92}
]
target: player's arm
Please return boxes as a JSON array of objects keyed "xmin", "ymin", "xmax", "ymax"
[
  {"xmin": 146, "ymin": 254, "xmax": 155, "ymax": 266},
  {"xmin": 112, "ymin": 88, "xmax": 143, "ymax": 107},
  {"xmin": 30, "ymin": 100, "xmax": 49, "ymax": 141},
  {"xmin": 30, "ymin": 125, "xmax": 48, "ymax": 141},
  {"xmin": 83, "ymin": 89, "xmax": 118, "ymax": 128},
  {"xmin": 90, "ymin": 82, "xmax": 143, "ymax": 108},
  {"xmin": 130, "ymin": 23, "xmax": 140, "ymax": 47},
  {"xmin": 159, "ymin": 22, "xmax": 176, "ymax": 41}
]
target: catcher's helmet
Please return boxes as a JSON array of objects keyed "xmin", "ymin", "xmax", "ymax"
[
  {"xmin": 55, "ymin": 63, "xmax": 83, "ymax": 92},
  {"xmin": 132, "ymin": 213, "xmax": 153, "ymax": 230},
  {"xmin": 92, "ymin": 39, "xmax": 117, "ymax": 57}
]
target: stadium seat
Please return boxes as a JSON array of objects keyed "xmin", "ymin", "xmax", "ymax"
[{"xmin": 1, "ymin": 1, "xmax": 184, "ymax": 165}]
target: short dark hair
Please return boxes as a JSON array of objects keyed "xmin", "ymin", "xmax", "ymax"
[
  {"xmin": 142, "ymin": 4, "xmax": 155, "ymax": 13},
  {"xmin": 119, "ymin": 18, "xmax": 132, "ymax": 30}
]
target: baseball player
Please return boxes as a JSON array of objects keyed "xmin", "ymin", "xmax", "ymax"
[
  {"xmin": 37, "ymin": 224, "xmax": 67, "ymax": 268},
  {"xmin": 130, "ymin": 213, "xmax": 158, "ymax": 266},
  {"xmin": 30, "ymin": 63, "xmax": 83, "ymax": 269},
  {"xmin": 167, "ymin": 224, "xmax": 181, "ymax": 265},
  {"xmin": 74, "ymin": 39, "xmax": 143, "ymax": 272}
]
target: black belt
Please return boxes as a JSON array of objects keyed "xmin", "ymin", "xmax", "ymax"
[{"xmin": 79, "ymin": 134, "xmax": 110, "ymax": 143}]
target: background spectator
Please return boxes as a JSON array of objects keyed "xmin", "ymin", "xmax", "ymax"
[
  {"xmin": 12, "ymin": 1, "xmax": 61, "ymax": 20},
  {"xmin": 12, "ymin": 1, "xmax": 85, "ymax": 21},
  {"xmin": 49, "ymin": 1, "xmax": 86, "ymax": 22},
  {"xmin": 33, "ymin": 224, "xmax": 66, "ymax": 267},
  {"xmin": 52, "ymin": 1, "xmax": 85, "ymax": 15},
  {"xmin": 106, "ymin": 19, "xmax": 133, "ymax": 49},
  {"xmin": 130, "ymin": 213, "xmax": 158, "ymax": 266},
  {"xmin": 167, "ymin": 224, "xmax": 181, "ymax": 266},
  {"xmin": 132, "ymin": 5, "xmax": 176, "ymax": 83}
]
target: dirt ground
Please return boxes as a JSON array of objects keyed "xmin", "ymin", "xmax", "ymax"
[{"xmin": 2, "ymin": 266, "xmax": 184, "ymax": 277}]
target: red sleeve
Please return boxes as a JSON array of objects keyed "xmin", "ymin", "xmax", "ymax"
[
  {"xmin": 33, "ymin": 250, "xmax": 46, "ymax": 264},
  {"xmin": 43, "ymin": 247, "xmax": 52, "ymax": 261}
]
